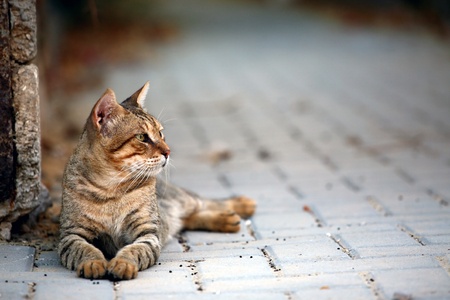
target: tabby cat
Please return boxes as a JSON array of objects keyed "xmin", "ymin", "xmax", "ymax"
[{"xmin": 58, "ymin": 82, "xmax": 256, "ymax": 280}]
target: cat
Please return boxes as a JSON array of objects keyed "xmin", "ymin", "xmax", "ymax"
[{"xmin": 58, "ymin": 82, "xmax": 256, "ymax": 280}]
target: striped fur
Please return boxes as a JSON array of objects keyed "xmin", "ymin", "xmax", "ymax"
[{"xmin": 58, "ymin": 83, "xmax": 256, "ymax": 280}]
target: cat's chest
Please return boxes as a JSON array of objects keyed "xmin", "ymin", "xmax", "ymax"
[
  {"xmin": 95, "ymin": 200, "xmax": 142, "ymax": 223},
  {"xmin": 87, "ymin": 192, "xmax": 152, "ymax": 232}
]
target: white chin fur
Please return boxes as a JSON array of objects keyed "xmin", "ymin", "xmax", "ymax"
[{"xmin": 163, "ymin": 156, "xmax": 169, "ymax": 167}]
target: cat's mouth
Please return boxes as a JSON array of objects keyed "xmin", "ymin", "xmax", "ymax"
[
  {"xmin": 144, "ymin": 154, "xmax": 169, "ymax": 175},
  {"xmin": 162, "ymin": 155, "xmax": 169, "ymax": 168}
]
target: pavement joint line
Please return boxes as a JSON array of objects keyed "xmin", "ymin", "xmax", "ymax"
[
  {"xmin": 359, "ymin": 271, "xmax": 385, "ymax": 300},
  {"xmin": 319, "ymin": 154, "xmax": 340, "ymax": 172},
  {"xmin": 327, "ymin": 233, "xmax": 359, "ymax": 260},
  {"xmin": 310, "ymin": 103, "xmax": 396, "ymax": 166},
  {"xmin": 302, "ymin": 205, "xmax": 325, "ymax": 228},
  {"xmin": 177, "ymin": 233, "xmax": 191, "ymax": 252},
  {"xmin": 113, "ymin": 281, "xmax": 120, "ymax": 300},
  {"xmin": 394, "ymin": 167, "xmax": 416, "ymax": 185},
  {"xmin": 232, "ymin": 118, "xmax": 258, "ymax": 145},
  {"xmin": 366, "ymin": 196, "xmax": 393, "ymax": 217},
  {"xmin": 260, "ymin": 247, "xmax": 282, "ymax": 276},
  {"xmin": 272, "ymin": 166, "xmax": 288, "ymax": 181},
  {"xmin": 340, "ymin": 176, "xmax": 361, "ymax": 193},
  {"xmin": 287, "ymin": 126, "xmax": 302, "ymax": 141},
  {"xmin": 396, "ymin": 224, "xmax": 426, "ymax": 246},
  {"xmin": 27, "ymin": 282, "xmax": 36, "ymax": 299},
  {"xmin": 287, "ymin": 185, "xmax": 304, "ymax": 200},
  {"xmin": 217, "ymin": 173, "xmax": 231, "ymax": 189},
  {"xmin": 425, "ymin": 188, "xmax": 449, "ymax": 207},
  {"xmin": 284, "ymin": 291, "xmax": 294, "ymax": 300},
  {"xmin": 186, "ymin": 259, "xmax": 203, "ymax": 292},
  {"xmin": 436, "ymin": 256, "xmax": 450, "ymax": 276}
]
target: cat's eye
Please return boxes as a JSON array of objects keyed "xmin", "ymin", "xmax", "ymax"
[
  {"xmin": 136, "ymin": 134, "xmax": 146, "ymax": 142},
  {"xmin": 159, "ymin": 131, "xmax": 164, "ymax": 140}
]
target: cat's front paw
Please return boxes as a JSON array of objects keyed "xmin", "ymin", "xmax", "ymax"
[
  {"xmin": 77, "ymin": 259, "xmax": 108, "ymax": 279},
  {"xmin": 108, "ymin": 257, "xmax": 138, "ymax": 280}
]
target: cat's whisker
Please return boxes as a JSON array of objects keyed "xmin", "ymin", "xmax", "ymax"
[
  {"xmin": 165, "ymin": 159, "xmax": 175, "ymax": 180},
  {"xmin": 157, "ymin": 107, "xmax": 166, "ymax": 121},
  {"xmin": 109, "ymin": 161, "xmax": 149, "ymax": 194},
  {"xmin": 108, "ymin": 173, "xmax": 131, "ymax": 193},
  {"xmin": 161, "ymin": 117, "xmax": 177, "ymax": 124},
  {"xmin": 108, "ymin": 167, "xmax": 133, "ymax": 184},
  {"xmin": 125, "ymin": 165, "xmax": 149, "ymax": 193},
  {"xmin": 161, "ymin": 167, "xmax": 170, "ymax": 196},
  {"xmin": 166, "ymin": 157, "xmax": 176, "ymax": 169},
  {"xmin": 130, "ymin": 162, "xmax": 158, "ymax": 189}
]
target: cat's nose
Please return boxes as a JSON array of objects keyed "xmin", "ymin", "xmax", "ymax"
[{"xmin": 162, "ymin": 148, "xmax": 170, "ymax": 159}]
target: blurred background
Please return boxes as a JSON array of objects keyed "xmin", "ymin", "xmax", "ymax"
[{"xmin": 30, "ymin": 0, "xmax": 450, "ymax": 241}]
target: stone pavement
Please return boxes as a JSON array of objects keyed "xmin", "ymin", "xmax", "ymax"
[{"xmin": 2, "ymin": 0, "xmax": 450, "ymax": 299}]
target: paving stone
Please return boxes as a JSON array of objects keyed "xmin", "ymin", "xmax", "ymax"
[
  {"xmin": 267, "ymin": 235, "xmax": 350, "ymax": 264},
  {"xmin": 291, "ymin": 286, "xmax": 374, "ymax": 300},
  {"xmin": 280, "ymin": 255, "xmax": 440, "ymax": 277},
  {"xmin": 122, "ymin": 292, "xmax": 287, "ymax": 300},
  {"xmin": 401, "ymin": 218, "xmax": 450, "ymax": 236},
  {"xmin": 423, "ymin": 235, "xmax": 450, "ymax": 245},
  {"xmin": 0, "ymin": 281, "xmax": 31, "ymax": 300},
  {"xmin": 336, "ymin": 231, "xmax": 421, "ymax": 251},
  {"xmin": 119, "ymin": 266, "xmax": 196, "ymax": 296},
  {"xmin": 183, "ymin": 221, "xmax": 255, "ymax": 245},
  {"xmin": 356, "ymin": 245, "xmax": 449, "ymax": 258},
  {"xmin": 279, "ymin": 160, "xmax": 335, "ymax": 179},
  {"xmin": 197, "ymin": 254, "xmax": 274, "ymax": 281},
  {"xmin": 0, "ymin": 245, "xmax": 35, "ymax": 272},
  {"xmin": 256, "ymin": 227, "xmax": 335, "ymax": 239},
  {"xmin": 162, "ymin": 237, "xmax": 185, "ymax": 253},
  {"xmin": 372, "ymin": 192, "xmax": 445, "ymax": 217},
  {"xmin": 159, "ymin": 247, "xmax": 260, "ymax": 262},
  {"xmin": 226, "ymin": 185, "xmax": 295, "ymax": 201},
  {"xmin": 202, "ymin": 273, "xmax": 364, "ymax": 294},
  {"xmin": 251, "ymin": 194, "xmax": 304, "ymax": 214},
  {"xmin": 374, "ymin": 268, "xmax": 450, "ymax": 299},
  {"xmin": 0, "ymin": 270, "xmax": 113, "ymax": 299},
  {"xmin": 33, "ymin": 251, "xmax": 66, "ymax": 272},
  {"xmin": 35, "ymin": 280, "xmax": 114, "ymax": 300},
  {"xmin": 313, "ymin": 198, "xmax": 383, "ymax": 223},
  {"xmin": 293, "ymin": 181, "xmax": 358, "ymax": 200},
  {"xmin": 252, "ymin": 211, "xmax": 317, "ymax": 231},
  {"xmin": 223, "ymin": 169, "xmax": 282, "ymax": 187}
]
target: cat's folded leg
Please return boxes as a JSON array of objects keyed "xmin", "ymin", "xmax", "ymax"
[
  {"xmin": 107, "ymin": 257, "xmax": 138, "ymax": 280},
  {"xmin": 59, "ymin": 235, "xmax": 108, "ymax": 279},
  {"xmin": 77, "ymin": 259, "xmax": 108, "ymax": 279},
  {"xmin": 107, "ymin": 236, "xmax": 162, "ymax": 280}
]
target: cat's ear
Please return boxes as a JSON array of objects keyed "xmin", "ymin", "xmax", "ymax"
[
  {"xmin": 92, "ymin": 88, "xmax": 120, "ymax": 130},
  {"xmin": 121, "ymin": 81, "xmax": 150, "ymax": 108}
]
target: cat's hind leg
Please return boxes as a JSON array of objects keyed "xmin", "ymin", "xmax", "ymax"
[
  {"xmin": 183, "ymin": 196, "xmax": 256, "ymax": 233},
  {"xmin": 156, "ymin": 179, "xmax": 256, "ymax": 234},
  {"xmin": 224, "ymin": 196, "xmax": 256, "ymax": 219}
]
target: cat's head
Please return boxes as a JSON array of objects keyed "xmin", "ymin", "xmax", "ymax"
[{"xmin": 86, "ymin": 82, "xmax": 170, "ymax": 181}]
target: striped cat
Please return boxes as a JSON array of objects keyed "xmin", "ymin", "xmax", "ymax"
[{"xmin": 58, "ymin": 82, "xmax": 256, "ymax": 280}]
